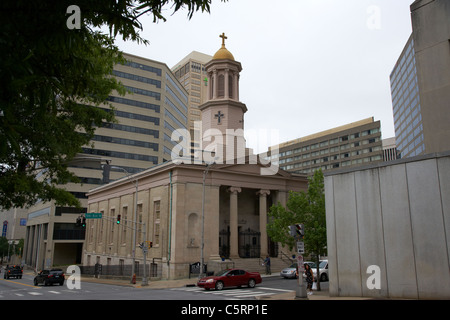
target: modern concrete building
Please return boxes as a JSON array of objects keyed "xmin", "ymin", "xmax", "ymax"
[
  {"xmin": 325, "ymin": 151, "xmax": 450, "ymax": 299},
  {"xmin": 390, "ymin": 0, "xmax": 450, "ymax": 158},
  {"xmin": 23, "ymin": 53, "xmax": 189, "ymax": 270},
  {"xmin": 267, "ymin": 117, "xmax": 383, "ymax": 175},
  {"xmin": 172, "ymin": 51, "xmax": 212, "ymax": 155}
]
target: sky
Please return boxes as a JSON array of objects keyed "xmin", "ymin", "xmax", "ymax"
[{"xmin": 113, "ymin": 0, "xmax": 414, "ymax": 153}]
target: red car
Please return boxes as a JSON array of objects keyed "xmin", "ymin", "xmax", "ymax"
[{"xmin": 197, "ymin": 268, "xmax": 262, "ymax": 290}]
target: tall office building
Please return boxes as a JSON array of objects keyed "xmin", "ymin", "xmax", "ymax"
[
  {"xmin": 23, "ymin": 53, "xmax": 189, "ymax": 269},
  {"xmin": 267, "ymin": 117, "xmax": 383, "ymax": 175},
  {"xmin": 390, "ymin": 35, "xmax": 424, "ymax": 158},
  {"xmin": 390, "ymin": 0, "xmax": 450, "ymax": 158},
  {"xmin": 172, "ymin": 51, "xmax": 213, "ymax": 153}
]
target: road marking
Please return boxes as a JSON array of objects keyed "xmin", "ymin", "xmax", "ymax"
[
  {"xmin": 258, "ymin": 286, "xmax": 293, "ymax": 292},
  {"xmin": 49, "ymin": 291, "xmax": 61, "ymax": 294},
  {"xmin": 234, "ymin": 292, "xmax": 274, "ymax": 298},
  {"xmin": 0, "ymin": 278, "xmax": 42, "ymax": 289},
  {"xmin": 28, "ymin": 291, "xmax": 42, "ymax": 296},
  {"xmin": 15, "ymin": 293, "xmax": 24, "ymax": 297}
]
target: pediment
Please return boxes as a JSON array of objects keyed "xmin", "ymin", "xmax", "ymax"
[{"xmin": 212, "ymin": 156, "xmax": 292, "ymax": 178}]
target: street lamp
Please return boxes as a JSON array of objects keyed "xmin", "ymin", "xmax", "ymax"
[
  {"xmin": 199, "ymin": 152, "xmax": 216, "ymax": 279},
  {"xmin": 110, "ymin": 166, "xmax": 140, "ymax": 285}
]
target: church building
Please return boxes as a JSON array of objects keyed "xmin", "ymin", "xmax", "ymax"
[{"xmin": 83, "ymin": 35, "xmax": 308, "ymax": 280}]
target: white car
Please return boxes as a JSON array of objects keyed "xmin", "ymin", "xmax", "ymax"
[{"xmin": 311, "ymin": 260, "xmax": 328, "ymax": 282}]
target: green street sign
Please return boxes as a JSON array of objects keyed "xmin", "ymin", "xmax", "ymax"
[{"xmin": 85, "ymin": 212, "xmax": 102, "ymax": 219}]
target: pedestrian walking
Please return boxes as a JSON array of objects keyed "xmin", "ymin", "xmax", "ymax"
[
  {"xmin": 263, "ymin": 255, "xmax": 271, "ymax": 275},
  {"xmin": 304, "ymin": 263, "xmax": 314, "ymax": 295}
]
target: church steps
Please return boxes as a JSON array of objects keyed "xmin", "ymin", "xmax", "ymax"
[{"xmin": 229, "ymin": 257, "xmax": 293, "ymax": 274}]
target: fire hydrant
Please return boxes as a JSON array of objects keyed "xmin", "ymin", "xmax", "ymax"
[{"xmin": 132, "ymin": 273, "xmax": 136, "ymax": 284}]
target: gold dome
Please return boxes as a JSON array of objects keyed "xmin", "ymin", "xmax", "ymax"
[
  {"xmin": 212, "ymin": 46, "xmax": 235, "ymax": 61},
  {"xmin": 212, "ymin": 33, "xmax": 235, "ymax": 61}
]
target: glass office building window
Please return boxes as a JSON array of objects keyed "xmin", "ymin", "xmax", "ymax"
[{"xmin": 390, "ymin": 35, "xmax": 425, "ymax": 158}]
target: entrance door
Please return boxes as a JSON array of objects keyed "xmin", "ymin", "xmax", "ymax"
[{"xmin": 238, "ymin": 229, "xmax": 260, "ymax": 258}]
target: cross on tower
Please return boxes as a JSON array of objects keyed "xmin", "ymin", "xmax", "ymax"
[
  {"xmin": 220, "ymin": 32, "xmax": 227, "ymax": 47},
  {"xmin": 215, "ymin": 111, "xmax": 225, "ymax": 124}
]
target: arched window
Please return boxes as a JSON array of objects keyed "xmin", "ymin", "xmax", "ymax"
[{"xmin": 218, "ymin": 74, "xmax": 225, "ymax": 98}]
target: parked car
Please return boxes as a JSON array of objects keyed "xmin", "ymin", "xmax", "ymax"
[
  {"xmin": 280, "ymin": 263, "xmax": 298, "ymax": 279},
  {"xmin": 197, "ymin": 268, "xmax": 262, "ymax": 290},
  {"xmin": 3, "ymin": 265, "xmax": 23, "ymax": 279},
  {"xmin": 312, "ymin": 260, "xmax": 329, "ymax": 282},
  {"xmin": 281, "ymin": 261, "xmax": 315, "ymax": 279},
  {"xmin": 33, "ymin": 269, "xmax": 65, "ymax": 286}
]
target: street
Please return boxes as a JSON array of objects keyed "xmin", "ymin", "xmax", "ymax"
[{"xmin": 0, "ymin": 271, "xmax": 328, "ymax": 300}]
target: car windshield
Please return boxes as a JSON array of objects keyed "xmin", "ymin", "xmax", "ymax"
[
  {"xmin": 319, "ymin": 261, "xmax": 327, "ymax": 268},
  {"xmin": 215, "ymin": 270, "xmax": 230, "ymax": 277}
]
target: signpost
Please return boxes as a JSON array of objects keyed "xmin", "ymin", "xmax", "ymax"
[
  {"xmin": 85, "ymin": 212, "xmax": 102, "ymax": 219},
  {"xmin": 291, "ymin": 224, "xmax": 307, "ymax": 299},
  {"xmin": 297, "ymin": 241, "xmax": 305, "ymax": 255}
]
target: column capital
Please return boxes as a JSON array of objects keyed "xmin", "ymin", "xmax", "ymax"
[
  {"xmin": 256, "ymin": 189, "xmax": 270, "ymax": 197},
  {"xmin": 228, "ymin": 186, "xmax": 242, "ymax": 194}
]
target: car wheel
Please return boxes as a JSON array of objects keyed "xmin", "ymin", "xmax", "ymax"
[
  {"xmin": 215, "ymin": 281, "xmax": 224, "ymax": 291},
  {"xmin": 34, "ymin": 279, "xmax": 38, "ymax": 286},
  {"xmin": 59, "ymin": 281, "xmax": 64, "ymax": 286},
  {"xmin": 44, "ymin": 279, "xmax": 50, "ymax": 286},
  {"xmin": 248, "ymin": 279, "xmax": 256, "ymax": 288},
  {"xmin": 320, "ymin": 273, "xmax": 328, "ymax": 282}
]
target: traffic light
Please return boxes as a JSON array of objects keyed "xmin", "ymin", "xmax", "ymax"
[
  {"xmin": 81, "ymin": 217, "xmax": 86, "ymax": 228},
  {"xmin": 116, "ymin": 214, "xmax": 121, "ymax": 224},
  {"xmin": 295, "ymin": 224, "xmax": 304, "ymax": 239},
  {"xmin": 75, "ymin": 217, "xmax": 81, "ymax": 227},
  {"xmin": 149, "ymin": 241, "xmax": 153, "ymax": 248}
]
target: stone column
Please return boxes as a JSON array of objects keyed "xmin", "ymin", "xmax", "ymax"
[
  {"xmin": 224, "ymin": 68, "xmax": 230, "ymax": 99},
  {"xmin": 234, "ymin": 72, "xmax": 240, "ymax": 101},
  {"xmin": 228, "ymin": 187, "xmax": 241, "ymax": 258},
  {"xmin": 257, "ymin": 189, "xmax": 270, "ymax": 257},
  {"xmin": 212, "ymin": 69, "xmax": 218, "ymax": 100}
]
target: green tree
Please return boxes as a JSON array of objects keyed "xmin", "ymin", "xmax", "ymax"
[
  {"xmin": 267, "ymin": 169, "xmax": 327, "ymax": 289},
  {"xmin": 0, "ymin": 0, "xmax": 226, "ymax": 210}
]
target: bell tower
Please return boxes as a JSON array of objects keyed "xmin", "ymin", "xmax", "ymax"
[{"xmin": 199, "ymin": 33, "xmax": 248, "ymax": 162}]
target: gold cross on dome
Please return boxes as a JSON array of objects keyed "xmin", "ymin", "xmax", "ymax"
[{"xmin": 219, "ymin": 33, "xmax": 227, "ymax": 46}]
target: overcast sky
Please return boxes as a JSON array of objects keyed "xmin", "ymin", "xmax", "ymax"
[{"xmin": 113, "ymin": 0, "xmax": 414, "ymax": 153}]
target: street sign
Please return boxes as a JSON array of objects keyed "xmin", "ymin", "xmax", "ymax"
[
  {"xmin": 297, "ymin": 241, "xmax": 305, "ymax": 254},
  {"xmin": 85, "ymin": 212, "xmax": 102, "ymax": 219},
  {"xmin": 297, "ymin": 255, "xmax": 305, "ymax": 272}
]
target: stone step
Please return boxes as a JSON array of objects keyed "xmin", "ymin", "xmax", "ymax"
[{"xmin": 230, "ymin": 258, "xmax": 293, "ymax": 274}]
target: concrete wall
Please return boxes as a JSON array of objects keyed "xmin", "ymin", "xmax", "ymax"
[{"xmin": 325, "ymin": 152, "xmax": 450, "ymax": 299}]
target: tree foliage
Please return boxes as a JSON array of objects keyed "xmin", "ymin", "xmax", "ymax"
[
  {"xmin": 268, "ymin": 169, "xmax": 327, "ymax": 257},
  {"xmin": 268, "ymin": 170, "xmax": 327, "ymax": 289},
  {"xmin": 0, "ymin": 0, "xmax": 226, "ymax": 210}
]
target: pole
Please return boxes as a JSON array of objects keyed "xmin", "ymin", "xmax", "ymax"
[
  {"xmin": 131, "ymin": 179, "xmax": 138, "ymax": 284},
  {"xmin": 142, "ymin": 222, "xmax": 148, "ymax": 286},
  {"xmin": 200, "ymin": 162, "xmax": 213, "ymax": 279},
  {"xmin": 296, "ymin": 255, "xmax": 307, "ymax": 298},
  {"xmin": 200, "ymin": 168, "xmax": 206, "ymax": 279}
]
